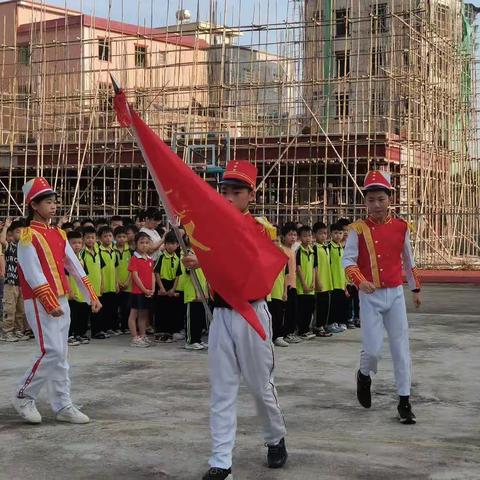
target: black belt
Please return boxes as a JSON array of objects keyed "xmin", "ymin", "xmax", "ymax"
[{"xmin": 213, "ymin": 293, "xmax": 264, "ymax": 309}]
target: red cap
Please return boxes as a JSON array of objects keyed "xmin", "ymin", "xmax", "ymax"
[
  {"xmin": 221, "ymin": 161, "xmax": 257, "ymax": 190},
  {"xmin": 363, "ymin": 171, "xmax": 394, "ymax": 192},
  {"xmin": 22, "ymin": 177, "xmax": 56, "ymax": 205}
]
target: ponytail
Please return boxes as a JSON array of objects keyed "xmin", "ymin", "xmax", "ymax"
[{"xmin": 25, "ymin": 205, "xmax": 35, "ymax": 226}]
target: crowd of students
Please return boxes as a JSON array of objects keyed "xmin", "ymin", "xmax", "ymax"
[
  {"xmin": 0, "ymin": 208, "xmax": 359, "ymax": 350},
  {"xmin": 267, "ymin": 218, "xmax": 359, "ymax": 349}
]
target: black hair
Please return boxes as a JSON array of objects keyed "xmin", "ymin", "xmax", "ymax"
[
  {"xmin": 336, "ymin": 218, "xmax": 351, "ymax": 227},
  {"xmin": 125, "ymin": 224, "xmax": 139, "ymax": 234},
  {"xmin": 297, "ymin": 225, "xmax": 312, "ymax": 235},
  {"xmin": 110, "ymin": 215, "xmax": 123, "ymax": 224},
  {"xmin": 67, "ymin": 230, "xmax": 83, "ymax": 241},
  {"xmin": 330, "ymin": 223, "xmax": 343, "ymax": 233},
  {"xmin": 312, "ymin": 221, "xmax": 327, "ymax": 233},
  {"xmin": 123, "ymin": 217, "xmax": 134, "ymax": 226},
  {"xmin": 114, "ymin": 226, "xmax": 127, "ymax": 237},
  {"xmin": 97, "ymin": 225, "xmax": 113, "ymax": 237},
  {"xmin": 61, "ymin": 222, "xmax": 74, "ymax": 231},
  {"xmin": 145, "ymin": 207, "xmax": 162, "ymax": 221},
  {"xmin": 8, "ymin": 219, "xmax": 25, "ymax": 232},
  {"xmin": 281, "ymin": 222, "xmax": 297, "ymax": 237},
  {"xmin": 134, "ymin": 231, "xmax": 150, "ymax": 245},
  {"xmin": 164, "ymin": 230, "xmax": 179, "ymax": 244},
  {"xmin": 25, "ymin": 192, "xmax": 56, "ymax": 226},
  {"xmin": 82, "ymin": 226, "xmax": 97, "ymax": 236},
  {"xmin": 134, "ymin": 210, "xmax": 146, "ymax": 221},
  {"xmin": 81, "ymin": 218, "xmax": 94, "ymax": 226},
  {"xmin": 95, "ymin": 217, "xmax": 108, "ymax": 227}
]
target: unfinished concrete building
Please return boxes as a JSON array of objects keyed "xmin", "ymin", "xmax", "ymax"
[{"xmin": 0, "ymin": 0, "xmax": 478, "ymax": 267}]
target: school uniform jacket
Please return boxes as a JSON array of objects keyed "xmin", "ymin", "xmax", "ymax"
[
  {"xmin": 17, "ymin": 221, "xmax": 98, "ymax": 314},
  {"xmin": 342, "ymin": 215, "xmax": 421, "ymax": 291}
]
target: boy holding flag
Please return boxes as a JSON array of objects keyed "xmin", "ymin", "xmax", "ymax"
[
  {"xmin": 112, "ymin": 82, "xmax": 288, "ymax": 480},
  {"xmin": 183, "ymin": 161, "xmax": 288, "ymax": 480}
]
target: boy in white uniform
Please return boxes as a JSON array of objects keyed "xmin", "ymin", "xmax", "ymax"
[{"xmin": 342, "ymin": 171, "xmax": 421, "ymax": 424}]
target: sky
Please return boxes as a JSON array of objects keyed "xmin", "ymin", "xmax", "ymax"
[
  {"xmin": 0, "ymin": 0, "xmax": 478, "ymax": 25},
  {"xmin": 5, "ymin": 0, "xmax": 478, "ymax": 27},
  {"xmin": 12, "ymin": 0, "xmax": 294, "ymax": 29}
]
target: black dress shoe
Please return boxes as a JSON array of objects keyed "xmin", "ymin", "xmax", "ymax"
[
  {"xmin": 267, "ymin": 437, "xmax": 288, "ymax": 468},
  {"xmin": 398, "ymin": 402, "xmax": 416, "ymax": 424},
  {"xmin": 356, "ymin": 370, "xmax": 372, "ymax": 408}
]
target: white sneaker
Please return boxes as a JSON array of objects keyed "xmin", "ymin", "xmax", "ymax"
[
  {"xmin": 284, "ymin": 334, "xmax": 302, "ymax": 344},
  {"xmin": 56, "ymin": 405, "xmax": 90, "ymax": 424},
  {"xmin": 68, "ymin": 336, "xmax": 80, "ymax": 346},
  {"xmin": 13, "ymin": 396, "xmax": 42, "ymax": 424},
  {"xmin": 201, "ymin": 341, "xmax": 209, "ymax": 349},
  {"xmin": 172, "ymin": 332, "xmax": 186, "ymax": 342},
  {"xmin": 2, "ymin": 332, "xmax": 19, "ymax": 342},
  {"xmin": 336, "ymin": 323, "xmax": 347, "ymax": 332},
  {"xmin": 274, "ymin": 337, "xmax": 289, "ymax": 347},
  {"xmin": 14, "ymin": 331, "xmax": 30, "ymax": 341},
  {"xmin": 185, "ymin": 342, "xmax": 204, "ymax": 350},
  {"xmin": 130, "ymin": 337, "xmax": 150, "ymax": 348}
]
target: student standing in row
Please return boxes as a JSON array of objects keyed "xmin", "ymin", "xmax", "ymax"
[
  {"xmin": 67, "ymin": 231, "xmax": 90, "ymax": 346},
  {"xmin": 114, "ymin": 226, "xmax": 133, "ymax": 333},
  {"xmin": 312, "ymin": 222, "xmax": 333, "ymax": 338},
  {"xmin": 295, "ymin": 225, "xmax": 317, "ymax": 340},
  {"xmin": 98, "ymin": 226, "xmax": 119, "ymax": 336},
  {"xmin": 81, "ymin": 227, "xmax": 104, "ymax": 339},
  {"xmin": 128, "ymin": 232, "xmax": 155, "ymax": 347}
]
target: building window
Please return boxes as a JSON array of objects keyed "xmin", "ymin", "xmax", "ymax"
[
  {"xmin": 335, "ymin": 9, "xmax": 350, "ymax": 37},
  {"xmin": 156, "ymin": 51, "xmax": 166, "ymax": 65},
  {"xmin": 98, "ymin": 38, "xmax": 111, "ymax": 61},
  {"xmin": 371, "ymin": 91, "xmax": 386, "ymax": 117},
  {"xmin": 135, "ymin": 45, "xmax": 147, "ymax": 68},
  {"xmin": 18, "ymin": 44, "xmax": 31, "ymax": 65},
  {"xmin": 372, "ymin": 3, "xmax": 388, "ymax": 34},
  {"xmin": 17, "ymin": 84, "xmax": 30, "ymax": 108},
  {"xmin": 312, "ymin": 90, "xmax": 320, "ymax": 102},
  {"xmin": 135, "ymin": 89, "xmax": 147, "ymax": 112},
  {"xmin": 98, "ymin": 82, "xmax": 114, "ymax": 112},
  {"xmin": 435, "ymin": 4, "xmax": 449, "ymax": 37},
  {"xmin": 335, "ymin": 51, "xmax": 350, "ymax": 77},
  {"xmin": 371, "ymin": 48, "xmax": 386, "ymax": 75},
  {"xmin": 335, "ymin": 93, "xmax": 349, "ymax": 118}
]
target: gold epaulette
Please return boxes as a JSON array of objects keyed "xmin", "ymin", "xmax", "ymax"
[
  {"xmin": 254, "ymin": 216, "xmax": 277, "ymax": 241},
  {"xmin": 19, "ymin": 227, "xmax": 33, "ymax": 245},
  {"xmin": 348, "ymin": 220, "xmax": 365, "ymax": 234}
]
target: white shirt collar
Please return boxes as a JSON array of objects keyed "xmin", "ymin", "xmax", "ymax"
[{"xmin": 134, "ymin": 251, "xmax": 152, "ymax": 260}]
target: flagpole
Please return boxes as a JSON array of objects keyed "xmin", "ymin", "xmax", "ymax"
[{"xmin": 110, "ymin": 75, "xmax": 213, "ymax": 324}]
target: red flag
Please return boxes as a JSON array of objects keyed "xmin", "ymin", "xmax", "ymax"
[{"xmin": 114, "ymin": 91, "xmax": 287, "ymax": 339}]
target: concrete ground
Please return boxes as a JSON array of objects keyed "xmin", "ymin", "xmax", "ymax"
[{"xmin": 0, "ymin": 284, "xmax": 479, "ymax": 480}]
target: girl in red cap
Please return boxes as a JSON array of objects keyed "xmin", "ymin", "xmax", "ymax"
[{"xmin": 13, "ymin": 177, "xmax": 102, "ymax": 424}]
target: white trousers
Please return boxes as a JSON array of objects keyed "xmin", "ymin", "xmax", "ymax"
[
  {"xmin": 16, "ymin": 296, "xmax": 72, "ymax": 412},
  {"xmin": 359, "ymin": 286, "xmax": 411, "ymax": 396},
  {"xmin": 208, "ymin": 300, "xmax": 286, "ymax": 469}
]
